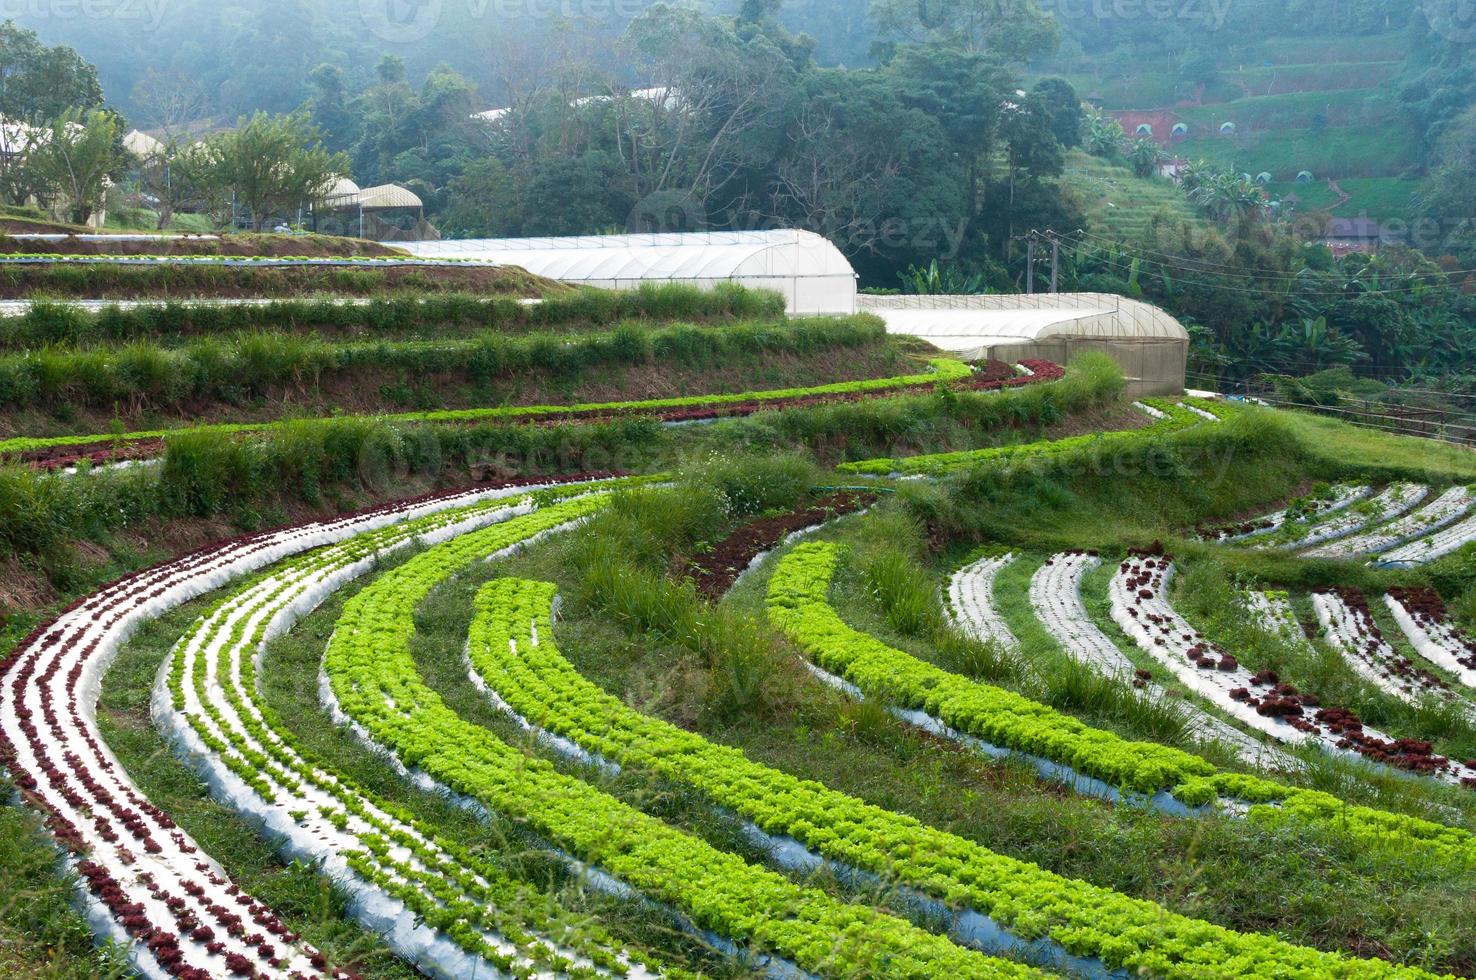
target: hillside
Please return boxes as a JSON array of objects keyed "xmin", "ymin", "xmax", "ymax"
[
  {"xmin": 2, "ymin": 241, "xmax": 1476, "ymax": 980},
  {"xmin": 1042, "ymin": 30, "xmax": 1427, "ymax": 225},
  {"xmin": 1059, "ymin": 149, "xmax": 1208, "ymax": 241}
]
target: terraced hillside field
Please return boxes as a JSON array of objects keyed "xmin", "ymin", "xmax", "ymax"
[{"xmin": 4, "ymin": 243, "xmax": 1476, "ymax": 980}]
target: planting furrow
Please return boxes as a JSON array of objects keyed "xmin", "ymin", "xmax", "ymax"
[
  {"xmin": 1198, "ymin": 485, "xmax": 1372, "ymax": 543},
  {"xmin": 1378, "ymin": 510, "xmax": 1476, "ymax": 568},
  {"xmin": 161, "ymin": 486, "xmax": 656, "ymax": 978},
  {"xmin": 1028, "ymin": 552, "xmax": 1134, "ymax": 672},
  {"xmin": 768, "ymin": 542, "xmax": 1476, "ymax": 866},
  {"xmin": 1029, "ymin": 553, "xmax": 1280, "ymax": 765},
  {"xmin": 1313, "ymin": 589, "xmax": 1476, "ymax": 722},
  {"xmin": 0, "ymin": 478, "xmax": 594, "ymax": 977},
  {"xmin": 1385, "ymin": 589, "xmax": 1476, "ymax": 691},
  {"xmin": 0, "ymin": 481, "xmax": 549, "ymax": 974},
  {"xmin": 680, "ymin": 490, "xmax": 878, "ymax": 599},
  {"xmin": 1262, "ymin": 483, "xmax": 1428, "ymax": 550},
  {"xmin": 1304, "ymin": 487, "xmax": 1476, "ymax": 560},
  {"xmin": 319, "ymin": 502, "xmax": 1028, "ymax": 980},
  {"xmin": 947, "ymin": 555, "xmax": 1020, "ymax": 651}
]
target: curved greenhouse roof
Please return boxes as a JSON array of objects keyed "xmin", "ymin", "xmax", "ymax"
[
  {"xmin": 859, "ymin": 293, "xmax": 1188, "ymax": 357},
  {"xmin": 395, "ymin": 230, "xmax": 858, "ymax": 314},
  {"xmin": 861, "ymin": 294, "xmax": 1188, "ymax": 396}
]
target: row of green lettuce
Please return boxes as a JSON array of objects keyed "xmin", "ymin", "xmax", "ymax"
[
  {"xmin": 838, "ymin": 398, "xmax": 1233, "ymax": 476},
  {"xmin": 0, "ymin": 315, "xmax": 886, "ymax": 413},
  {"xmin": 0, "ymin": 283, "xmax": 786, "ymax": 350},
  {"xmin": 465, "ymin": 574, "xmax": 1447, "ymax": 978},
  {"xmin": 167, "ymin": 479, "xmax": 673, "ymax": 978},
  {"xmin": 0, "ymin": 356, "xmax": 974, "ymax": 457},
  {"xmin": 765, "ymin": 541, "xmax": 1476, "ymax": 867},
  {"xmin": 321, "ymin": 495, "xmax": 1048, "ymax": 980},
  {"xmin": 0, "ymin": 352, "xmax": 1122, "ymax": 603}
]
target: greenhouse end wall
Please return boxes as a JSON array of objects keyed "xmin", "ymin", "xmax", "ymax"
[{"xmin": 987, "ymin": 337, "xmax": 1188, "ymax": 397}]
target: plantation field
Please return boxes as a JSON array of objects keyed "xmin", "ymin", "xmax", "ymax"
[
  {"xmin": 1060, "ymin": 151, "xmax": 1207, "ymax": 242},
  {"xmin": 1177, "ymin": 125, "xmax": 1422, "ymax": 180},
  {"xmin": 7, "ymin": 248, "xmax": 1476, "ymax": 979}
]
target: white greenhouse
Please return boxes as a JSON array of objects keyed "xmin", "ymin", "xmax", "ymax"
[
  {"xmin": 393, "ymin": 230, "xmax": 859, "ymax": 315},
  {"xmin": 860, "ymin": 293, "xmax": 1189, "ymax": 396}
]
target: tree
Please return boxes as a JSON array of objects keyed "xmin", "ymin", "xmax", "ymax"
[
  {"xmin": 439, "ymin": 157, "xmax": 521, "ymax": 237},
  {"xmin": 1127, "ymin": 137, "xmax": 1168, "ymax": 178},
  {"xmin": 1031, "ymin": 78, "xmax": 1083, "ymax": 149},
  {"xmin": 131, "ymin": 69, "xmax": 211, "ymax": 228},
  {"xmin": 1085, "ymin": 108, "xmax": 1124, "ymax": 157},
  {"xmin": 206, "ymin": 112, "xmax": 349, "ymax": 231},
  {"xmin": 1418, "ymin": 105, "xmax": 1476, "ymax": 260},
  {"xmin": 28, "ymin": 108, "xmax": 126, "ymax": 225},
  {"xmin": 0, "ymin": 21, "xmax": 104, "ymax": 122},
  {"xmin": 619, "ymin": 4, "xmax": 799, "ymax": 218},
  {"xmin": 869, "ymin": 0, "xmax": 1059, "ymax": 61}
]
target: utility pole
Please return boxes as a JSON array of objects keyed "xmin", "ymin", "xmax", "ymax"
[
  {"xmin": 1026, "ymin": 239, "xmax": 1035, "ymax": 294},
  {"xmin": 1050, "ymin": 237, "xmax": 1060, "ymax": 293}
]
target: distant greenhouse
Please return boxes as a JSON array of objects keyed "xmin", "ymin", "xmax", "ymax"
[
  {"xmin": 395, "ymin": 230, "xmax": 859, "ymax": 315},
  {"xmin": 860, "ymin": 293, "xmax": 1189, "ymax": 396}
]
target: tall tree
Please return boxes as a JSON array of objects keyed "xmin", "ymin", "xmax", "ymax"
[
  {"xmin": 206, "ymin": 112, "xmax": 348, "ymax": 230},
  {"xmin": 0, "ymin": 21, "xmax": 104, "ymax": 122},
  {"xmin": 28, "ymin": 108, "xmax": 126, "ymax": 225},
  {"xmin": 130, "ymin": 69, "xmax": 210, "ymax": 228}
]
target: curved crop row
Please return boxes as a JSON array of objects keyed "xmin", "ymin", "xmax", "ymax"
[
  {"xmin": 1198, "ymin": 485, "xmax": 1372, "ymax": 542},
  {"xmin": 1259, "ymin": 483, "xmax": 1429, "ymax": 551},
  {"xmin": 1313, "ymin": 589, "xmax": 1474, "ymax": 719},
  {"xmin": 163, "ymin": 481, "xmax": 664, "ymax": 978},
  {"xmin": 1304, "ymin": 487, "xmax": 1475, "ymax": 560},
  {"xmin": 1019, "ymin": 552, "xmax": 1277, "ymax": 765},
  {"xmin": 0, "ymin": 283, "xmax": 786, "ymax": 350},
  {"xmin": 948, "ymin": 555, "xmax": 1020, "ymax": 651},
  {"xmin": 1386, "ymin": 589, "xmax": 1476, "ymax": 690},
  {"xmin": 0, "ymin": 315, "xmax": 889, "ymax": 414},
  {"xmin": 320, "ymin": 500, "xmax": 1031, "ymax": 980},
  {"xmin": 0, "ymin": 478, "xmax": 583, "ymax": 977},
  {"xmin": 1, "ymin": 356, "xmax": 982, "ymax": 462},
  {"xmin": 1114, "ymin": 554, "xmax": 1475, "ymax": 784},
  {"xmin": 1379, "ymin": 510, "xmax": 1476, "ymax": 567},
  {"xmin": 465, "ymin": 575, "xmax": 1442, "ymax": 977},
  {"xmin": 837, "ymin": 397, "xmax": 1225, "ymax": 477},
  {"xmin": 767, "ymin": 541, "xmax": 1476, "ymax": 866},
  {"xmin": 0, "ymin": 252, "xmax": 493, "ymax": 267}
]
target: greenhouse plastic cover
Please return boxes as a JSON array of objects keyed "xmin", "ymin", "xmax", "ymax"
[
  {"xmin": 395, "ymin": 230, "xmax": 859, "ymax": 315},
  {"xmin": 860, "ymin": 293, "xmax": 1188, "ymax": 359}
]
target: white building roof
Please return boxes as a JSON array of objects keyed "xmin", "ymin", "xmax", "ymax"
[
  {"xmin": 123, "ymin": 129, "xmax": 165, "ymax": 158},
  {"xmin": 860, "ymin": 293, "xmax": 1188, "ymax": 358},
  {"xmin": 357, "ymin": 183, "xmax": 422, "ymax": 209},
  {"xmin": 394, "ymin": 230, "xmax": 858, "ymax": 314}
]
